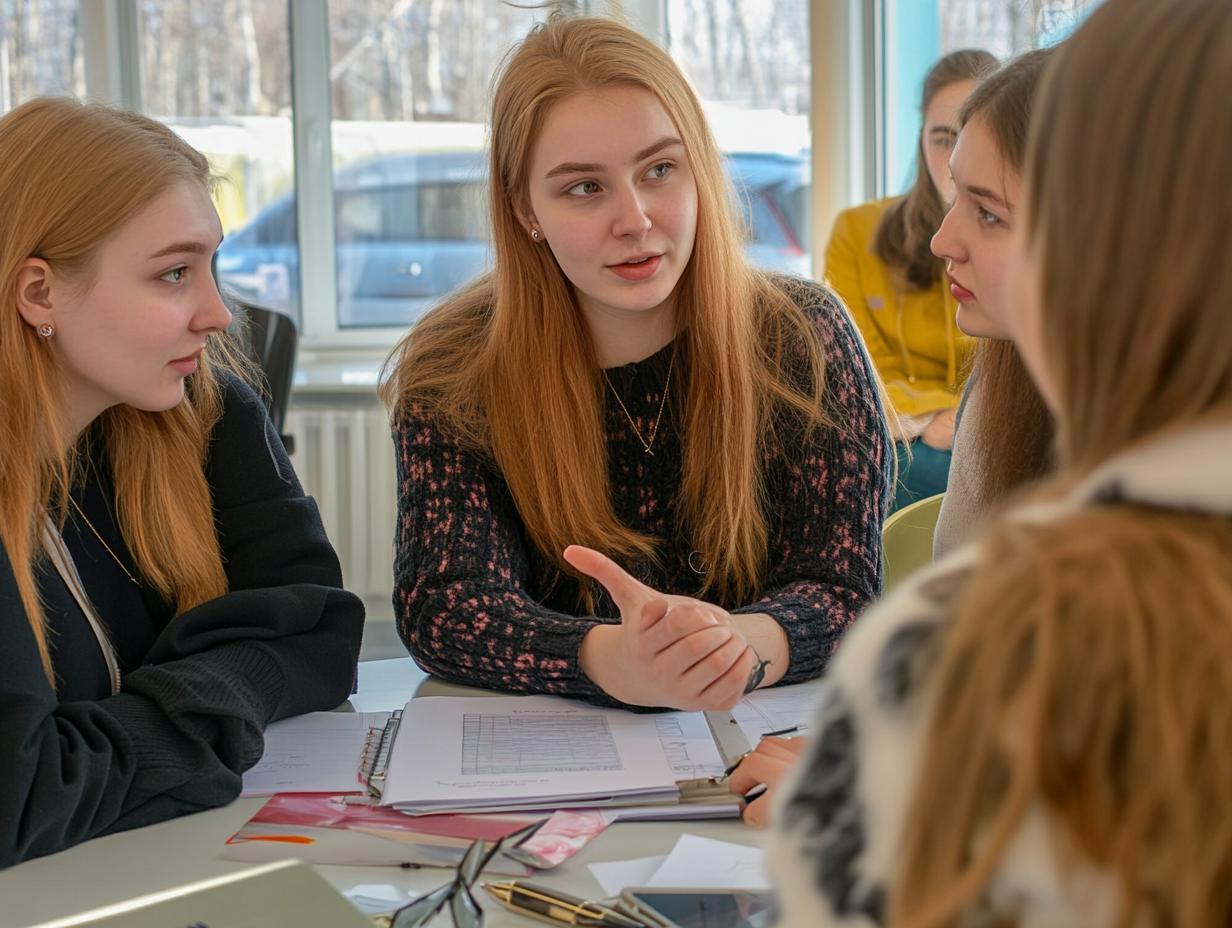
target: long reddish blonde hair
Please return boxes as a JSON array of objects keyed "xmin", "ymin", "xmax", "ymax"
[
  {"xmin": 892, "ymin": 1, "xmax": 1232, "ymax": 924},
  {"xmin": 382, "ymin": 15, "xmax": 832, "ymax": 604},
  {"xmin": 0, "ymin": 98, "xmax": 233, "ymax": 685}
]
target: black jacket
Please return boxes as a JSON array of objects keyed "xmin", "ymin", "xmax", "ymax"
[{"xmin": 0, "ymin": 375, "xmax": 364, "ymax": 868}]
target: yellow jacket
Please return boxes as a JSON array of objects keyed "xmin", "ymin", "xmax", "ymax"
[{"xmin": 824, "ymin": 197, "xmax": 973, "ymax": 418}]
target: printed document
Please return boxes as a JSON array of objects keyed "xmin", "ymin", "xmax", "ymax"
[{"xmin": 379, "ymin": 695, "xmax": 721, "ymax": 813}]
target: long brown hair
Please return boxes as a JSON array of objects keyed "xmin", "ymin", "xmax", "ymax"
[
  {"xmin": 381, "ymin": 15, "xmax": 832, "ymax": 604},
  {"xmin": 894, "ymin": 1, "xmax": 1232, "ymax": 924},
  {"xmin": 873, "ymin": 48, "xmax": 997, "ymax": 290},
  {"xmin": 0, "ymin": 98, "xmax": 234, "ymax": 684},
  {"xmin": 958, "ymin": 49, "xmax": 1055, "ymax": 505}
]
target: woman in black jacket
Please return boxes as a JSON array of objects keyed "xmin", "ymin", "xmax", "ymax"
[{"xmin": 0, "ymin": 97, "xmax": 364, "ymax": 867}]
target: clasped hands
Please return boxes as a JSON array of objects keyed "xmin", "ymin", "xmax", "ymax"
[{"xmin": 566, "ymin": 545, "xmax": 760, "ymax": 711}]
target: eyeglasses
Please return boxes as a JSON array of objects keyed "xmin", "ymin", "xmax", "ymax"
[{"xmin": 378, "ymin": 821, "xmax": 543, "ymax": 928}]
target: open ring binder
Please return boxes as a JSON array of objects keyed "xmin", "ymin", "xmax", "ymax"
[{"xmin": 354, "ymin": 698, "xmax": 739, "ymax": 816}]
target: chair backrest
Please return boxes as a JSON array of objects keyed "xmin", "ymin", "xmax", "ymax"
[
  {"xmin": 882, "ymin": 492, "xmax": 945, "ymax": 594},
  {"xmin": 230, "ymin": 299, "xmax": 299, "ymax": 439}
]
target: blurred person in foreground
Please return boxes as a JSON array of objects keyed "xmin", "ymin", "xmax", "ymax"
[{"xmin": 769, "ymin": 0, "xmax": 1232, "ymax": 924}]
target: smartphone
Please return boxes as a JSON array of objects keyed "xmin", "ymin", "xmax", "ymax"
[{"xmin": 618, "ymin": 888, "xmax": 776, "ymax": 928}]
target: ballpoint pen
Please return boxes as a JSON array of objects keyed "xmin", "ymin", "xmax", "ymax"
[
  {"xmin": 482, "ymin": 880, "xmax": 644, "ymax": 928},
  {"xmin": 723, "ymin": 724, "xmax": 803, "ymax": 776}
]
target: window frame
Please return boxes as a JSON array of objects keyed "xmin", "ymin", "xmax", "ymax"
[{"xmin": 77, "ymin": 0, "xmax": 874, "ymax": 352}]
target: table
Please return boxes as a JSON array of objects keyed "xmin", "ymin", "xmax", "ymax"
[{"xmin": 0, "ymin": 660, "xmax": 763, "ymax": 928}]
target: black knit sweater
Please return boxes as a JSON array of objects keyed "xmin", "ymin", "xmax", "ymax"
[{"xmin": 0, "ymin": 375, "xmax": 364, "ymax": 868}]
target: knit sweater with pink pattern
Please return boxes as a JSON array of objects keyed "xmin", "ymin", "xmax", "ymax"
[{"xmin": 391, "ymin": 277, "xmax": 891, "ymax": 707}]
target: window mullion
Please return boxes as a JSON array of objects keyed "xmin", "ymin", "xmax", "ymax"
[
  {"xmin": 288, "ymin": 0, "xmax": 339, "ymax": 345},
  {"xmin": 808, "ymin": 0, "xmax": 871, "ymax": 279},
  {"xmin": 81, "ymin": 0, "xmax": 142, "ymax": 110},
  {"xmin": 612, "ymin": 0, "xmax": 668, "ymax": 45}
]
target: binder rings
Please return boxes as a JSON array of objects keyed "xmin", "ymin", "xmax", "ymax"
[{"xmin": 359, "ymin": 708, "xmax": 402, "ymax": 798}]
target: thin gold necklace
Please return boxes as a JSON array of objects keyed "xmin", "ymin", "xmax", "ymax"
[
  {"xmin": 67, "ymin": 495, "xmax": 141, "ymax": 587},
  {"xmin": 603, "ymin": 350, "xmax": 675, "ymax": 455}
]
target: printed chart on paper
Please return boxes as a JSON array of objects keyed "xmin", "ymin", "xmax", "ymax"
[{"xmin": 461, "ymin": 712, "xmax": 621, "ymax": 775}]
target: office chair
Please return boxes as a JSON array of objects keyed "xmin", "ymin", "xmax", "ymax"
[
  {"xmin": 881, "ymin": 492, "xmax": 945, "ymax": 594},
  {"xmin": 228, "ymin": 298, "xmax": 299, "ymax": 455}
]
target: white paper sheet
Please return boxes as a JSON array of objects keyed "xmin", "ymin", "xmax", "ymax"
[
  {"xmin": 644, "ymin": 834, "xmax": 770, "ymax": 890},
  {"xmin": 240, "ymin": 711, "xmax": 391, "ymax": 797},
  {"xmin": 344, "ymin": 885, "xmax": 416, "ymax": 918},
  {"xmin": 588, "ymin": 855, "xmax": 668, "ymax": 896},
  {"xmin": 730, "ymin": 679, "xmax": 827, "ymax": 748},
  {"xmin": 380, "ymin": 696, "xmax": 698, "ymax": 813}
]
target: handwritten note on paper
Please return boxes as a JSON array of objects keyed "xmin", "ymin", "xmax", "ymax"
[
  {"xmin": 241, "ymin": 711, "xmax": 392, "ymax": 797},
  {"xmin": 731, "ymin": 679, "xmax": 827, "ymax": 749},
  {"xmin": 644, "ymin": 834, "xmax": 770, "ymax": 890}
]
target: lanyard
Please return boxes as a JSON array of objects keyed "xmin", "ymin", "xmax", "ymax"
[{"xmin": 41, "ymin": 517, "xmax": 122, "ymax": 696}]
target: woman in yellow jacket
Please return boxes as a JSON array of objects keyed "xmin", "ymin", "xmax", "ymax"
[{"xmin": 826, "ymin": 49, "xmax": 996, "ymax": 512}]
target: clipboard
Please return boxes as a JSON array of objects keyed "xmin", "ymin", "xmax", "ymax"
[{"xmin": 357, "ymin": 699, "xmax": 739, "ymax": 816}]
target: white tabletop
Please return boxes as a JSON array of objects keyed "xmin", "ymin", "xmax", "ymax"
[{"xmin": 0, "ymin": 659, "xmax": 763, "ymax": 927}]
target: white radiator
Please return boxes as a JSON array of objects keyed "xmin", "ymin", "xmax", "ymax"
[{"xmin": 283, "ymin": 403, "xmax": 397, "ymax": 603}]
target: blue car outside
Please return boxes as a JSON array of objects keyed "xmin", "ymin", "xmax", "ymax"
[{"xmin": 214, "ymin": 150, "xmax": 810, "ymax": 328}]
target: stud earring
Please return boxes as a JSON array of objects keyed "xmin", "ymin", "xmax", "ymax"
[
  {"xmin": 37, "ymin": 322, "xmax": 54, "ymax": 338},
  {"xmin": 530, "ymin": 229, "xmax": 542, "ymax": 242}
]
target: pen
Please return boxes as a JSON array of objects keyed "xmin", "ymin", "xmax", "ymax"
[
  {"xmin": 723, "ymin": 724, "xmax": 803, "ymax": 776},
  {"xmin": 482, "ymin": 881, "xmax": 643, "ymax": 928},
  {"xmin": 761, "ymin": 724, "xmax": 802, "ymax": 739}
]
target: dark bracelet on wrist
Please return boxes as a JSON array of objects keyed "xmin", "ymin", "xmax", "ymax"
[{"xmin": 743, "ymin": 654, "xmax": 771, "ymax": 695}]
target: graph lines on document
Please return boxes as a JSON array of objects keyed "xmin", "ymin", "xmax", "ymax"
[
  {"xmin": 654, "ymin": 715, "xmax": 693, "ymax": 777},
  {"xmin": 460, "ymin": 712, "xmax": 621, "ymax": 775}
]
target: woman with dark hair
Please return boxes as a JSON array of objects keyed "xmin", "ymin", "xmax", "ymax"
[
  {"xmin": 825, "ymin": 49, "xmax": 997, "ymax": 512},
  {"xmin": 930, "ymin": 49, "xmax": 1056, "ymax": 556},
  {"xmin": 731, "ymin": 51, "xmax": 1054, "ymax": 827}
]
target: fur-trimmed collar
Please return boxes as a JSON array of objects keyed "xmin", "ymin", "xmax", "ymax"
[{"xmin": 1068, "ymin": 417, "xmax": 1232, "ymax": 515}]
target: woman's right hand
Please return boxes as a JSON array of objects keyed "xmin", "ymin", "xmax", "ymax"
[
  {"xmin": 728, "ymin": 735, "xmax": 811, "ymax": 828},
  {"xmin": 566, "ymin": 545, "xmax": 758, "ymax": 711}
]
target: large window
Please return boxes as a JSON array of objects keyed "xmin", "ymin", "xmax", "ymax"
[
  {"xmin": 326, "ymin": 2, "xmax": 545, "ymax": 328},
  {"xmin": 0, "ymin": 0, "xmax": 84, "ymax": 112},
  {"xmin": 136, "ymin": 4, "xmax": 298, "ymax": 322},
  {"xmin": 666, "ymin": 0, "xmax": 812, "ymax": 274},
  {"xmin": 5, "ymin": 1, "xmax": 852, "ymax": 346},
  {"xmin": 882, "ymin": 0, "xmax": 1103, "ymax": 196}
]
